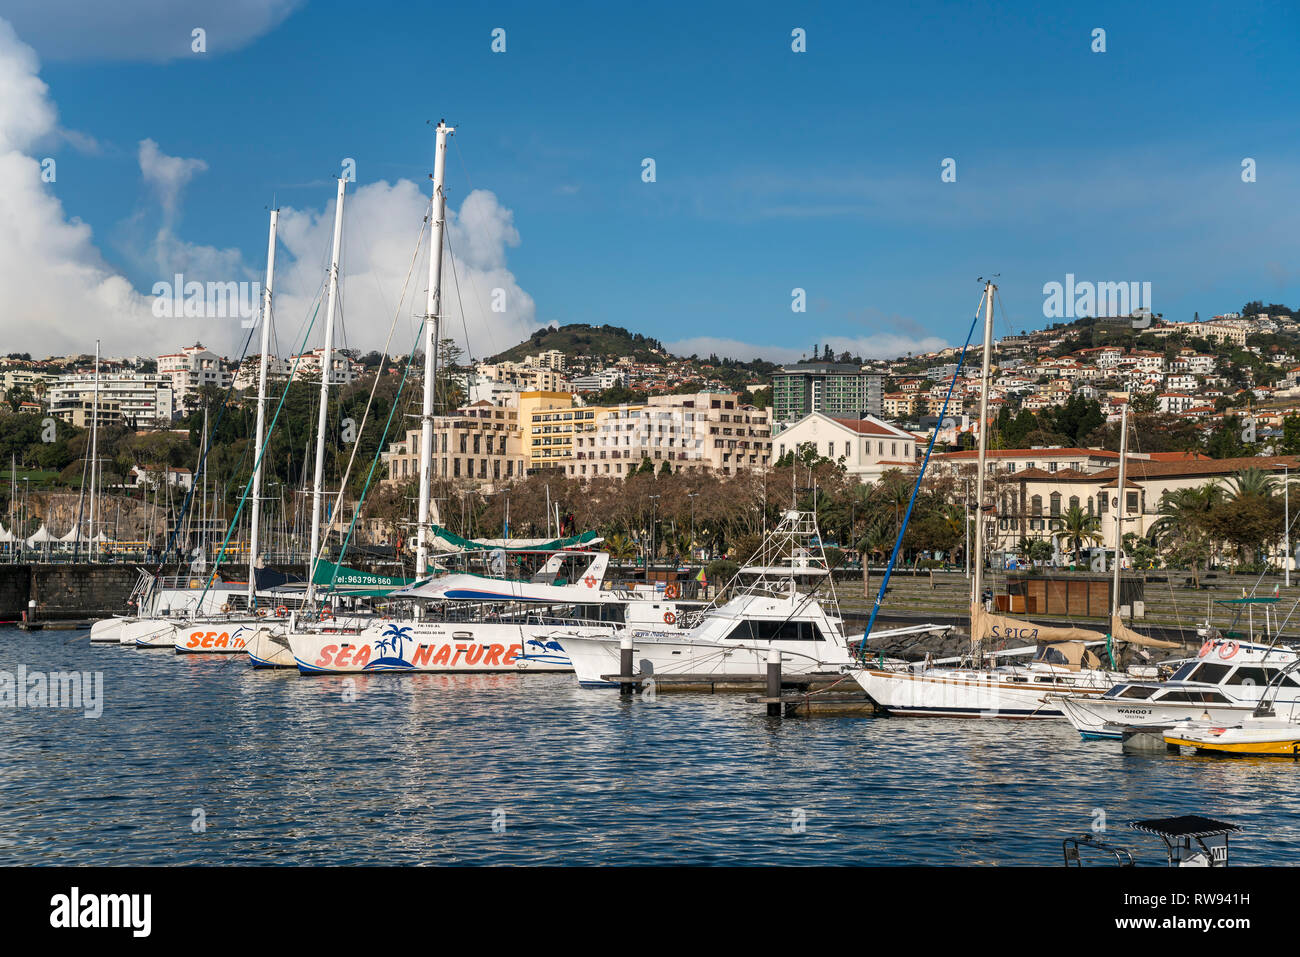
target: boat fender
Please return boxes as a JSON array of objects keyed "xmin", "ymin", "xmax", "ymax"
[
  {"xmin": 663, "ymin": 611, "xmax": 676, "ymax": 625},
  {"xmin": 1219, "ymin": 641, "xmax": 1239, "ymax": 660}
]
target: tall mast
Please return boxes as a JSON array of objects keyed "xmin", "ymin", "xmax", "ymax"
[
  {"xmin": 88, "ymin": 339, "xmax": 100, "ymax": 559},
  {"xmin": 307, "ymin": 177, "xmax": 346, "ymax": 602},
  {"xmin": 1111, "ymin": 400, "xmax": 1129, "ymax": 618},
  {"xmin": 248, "ymin": 208, "xmax": 278, "ymax": 605},
  {"xmin": 415, "ymin": 120, "xmax": 453, "ymax": 578},
  {"xmin": 970, "ymin": 280, "xmax": 995, "ymax": 619}
]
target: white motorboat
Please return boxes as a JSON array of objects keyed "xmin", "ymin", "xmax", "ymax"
[
  {"xmin": 554, "ymin": 509, "xmax": 951, "ymax": 687},
  {"xmin": 1059, "ymin": 632, "xmax": 1300, "ymax": 738}
]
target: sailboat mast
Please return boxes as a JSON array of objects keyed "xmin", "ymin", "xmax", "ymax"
[
  {"xmin": 307, "ymin": 177, "xmax": 347, "ymax": 603},
  {"xmin": 971, "ymin": 280, "xmax": 995, "ymax": 615},
  {"xmin": 88, "ymin": 339, "xmax": 100, "ymax": 559},
  {"xmin": 248, "ymin": 208, "xmax": 278, "ymax": 605},
  {"xmin": 415, "ymin": 120, "xmax": 453, "ymax": 577},
  {"xmin": 1111, "ymin": 400, "xmax": 1129, "ymax": 617}
]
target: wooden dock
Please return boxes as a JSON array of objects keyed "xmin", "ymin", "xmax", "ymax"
[{"xmin": 598, "ymin": 671, "xmax": 853, "ymax": 695}]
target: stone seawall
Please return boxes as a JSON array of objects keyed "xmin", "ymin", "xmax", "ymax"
[{"xmin": 0, "ymin": 564, "xmax": 303, "ymax": 622}]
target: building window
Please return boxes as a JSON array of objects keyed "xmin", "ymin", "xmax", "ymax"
[{"xmin": 1031, "ymin": 495, "xmax": 1043, "ymax": 516}]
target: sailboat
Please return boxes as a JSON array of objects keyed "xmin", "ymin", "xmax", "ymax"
[
  {"xmin": 172, "ymin": 179, "xmax": 354, "ymax": 655},
  {"xmin": 848, "ymin": 280, "xmax": 1173, "ymax": 718}
]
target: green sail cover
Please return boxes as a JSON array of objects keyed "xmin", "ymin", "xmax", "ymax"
[
  {"xmin": 312, "ymin": 560, "xmax": 417, "ymax": 595},
  {"xmin": 426, "ymin": 523, "xmax": 600, "ymax": 553}
]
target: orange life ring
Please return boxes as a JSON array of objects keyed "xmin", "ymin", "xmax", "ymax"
[
  {"xmin": 663, "ymin": 611, "xmax": 677, "ymax": 625},
  {"xmin": 320, "ymin": 607, "xmax": 334, "ymax": 620},
  {"xmin": 664, "ymin": 583, "xmax": 680, "ymax": 599},
  {"xmin": 276, "ymin": 605, "xmax": 288, "ymax": 617},
  {"xmin": 1219, "ymin": 641, "xmax": 1240, "ymax": 660},
  {"xmin": 1198, "ymin": 639, "xmax": 1215, "ymax": 658}
]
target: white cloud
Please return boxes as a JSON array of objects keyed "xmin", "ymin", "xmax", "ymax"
[
  {"xmin": 0, "ymin": 20, "xmax": 159, "ymax": 356},
  {"xmin": 271, "ymin": 182, "xmax": 541, "ymax": 362},
  {"xmin": 667, "ymin": 333, "xmax": 950, "ymax": 364},
  {"xmin": 0, "ymin": 0, "xmax": 304, "ymax": 62},
  {"xmin": 0, "ymin": 16, "xmax": 543, "ymax": 361}
]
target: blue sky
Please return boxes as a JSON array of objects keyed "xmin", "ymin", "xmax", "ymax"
[{"xmin": 2, "ymin": 0, "xmax": 1299, "ymax": 360}]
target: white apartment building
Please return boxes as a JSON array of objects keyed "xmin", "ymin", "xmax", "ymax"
[
  {"xmin": 571, "ymin": 391, "xmax": 771, "ymax": 478},
  {"xmin": 158, "ymin": 343, "xmax": 231, "ymax": 412},
  {"xmin": 1156, "ymin": 392, "xmax": 1197, "ymax": 414},
  {"xmin": 46, "ymin": 372, "xmax": 175, "ymax": 426},
  {"xmin": 233, "ymin": 354, "xmax": 295, "ymax": 390},
  {"xmin": 291, "ymin": 348, "xmax": 361, "ymax": 385}
]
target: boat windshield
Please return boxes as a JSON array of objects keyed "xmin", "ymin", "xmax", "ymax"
[{"xmin": 1103, "ymin": 684, "xmax": 1157, "ymax": 700}]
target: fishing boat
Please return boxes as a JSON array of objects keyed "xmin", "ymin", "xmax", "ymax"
[
  {"xmin": 848, "ymin": 281, "xmax": 1172, "ymax": 718},
  {"xmin": 553, "ymin": 509, "xmax": 950, "ymax": 687}
]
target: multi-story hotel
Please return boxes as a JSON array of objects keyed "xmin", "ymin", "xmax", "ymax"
[
  {"xmin": 380, "ymin": 401, "xmax": 524, "ymax": 490},
  {"xmin": 46, "ymin": 373, "xmax": 174, "ymax": 426},
  {"xmin": 569, "ymin": 391, "xmax": 771, "ymax": 479}
]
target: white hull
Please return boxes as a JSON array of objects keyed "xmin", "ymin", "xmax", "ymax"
[
  {"xmin": 245, "ymin": 625, "xmax": 294, "ymax": 668},
  {"xmin": 89, "ymin": 617, "xmax": 128, "ymax": 643},
  {"xmin": 849, "ymin": 666, "xmax": 1118, "ymax": 719},
  {"xmin": 1058, "ymin": 694, "xmax": 1300, "ymax": 739},
  {"xmin": 287, "ymin": 618, "xmax": 596, "ymax": 673},
  {"xmin": 118, "ymin": 618, "xmax": 179, "ymax": 647},
  {"xmin": 173, "ymin": 619, "xmax": 259, "ymax": 653},
  {"xmin": 558, "ymin": 632, "xmax": 849, "ymax": 687}
]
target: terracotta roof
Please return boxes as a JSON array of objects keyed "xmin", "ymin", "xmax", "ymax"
[
  {"xmin": 1094, "ymin": 455, "xmax": 1300, "ymax": 484},
  {"xmin": 935, "ymin": 447, "xmax": 1118, "ymax": 461},
  {"xmin": 827, "ymin": 416, "xmax": 913, "ymax": 439}
]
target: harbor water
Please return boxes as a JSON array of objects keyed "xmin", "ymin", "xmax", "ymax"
[{"xmin": 2, "ymin": 626, "xmax": 1297, "ymax": 866}]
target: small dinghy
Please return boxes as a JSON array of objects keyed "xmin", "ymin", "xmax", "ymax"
[{"xmin": 1163, "ymin": 715, "xmax": 1300, "ymax": 757}]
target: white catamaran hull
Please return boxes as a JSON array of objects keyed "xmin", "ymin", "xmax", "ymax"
[
  {"xmin": 245, "ymin": 624, "xmax": 294, "ymax": 668},
  {"xmin": 89, "ymin": 617, "xmax": 129, "ymax": 643},
  {"xmin": 286, "ymin": 619, "xmax": 602, "ymax": 674},
  {"xmin": 849, "ymin": 666, "xmax": 1117, "ymax": 719}
]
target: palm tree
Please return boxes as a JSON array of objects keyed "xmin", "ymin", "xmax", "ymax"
[
  {"xmin": 1053, "ymin": 504, "xmax": 1103, "ymax": 566},
  {"xmin": 856, "ymin": 516, "xmax": 892, "ymax": 598},
  {"xmin": 603, "ymin": 532, "xmax": 637, "ymax": 563},
  {"xmin": 1149, "ymin": 485, "xmax": 1222, "ymax": 585},
  {"xmin": 1224, "ymin": 467, "xmax": 1277, "ymax": 502}
]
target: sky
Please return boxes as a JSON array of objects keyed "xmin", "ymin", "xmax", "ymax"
[{"xmin": 0, "ymin": 0, "xmax": 1297, "ymax": 363}]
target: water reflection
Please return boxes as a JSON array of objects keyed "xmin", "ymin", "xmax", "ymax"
[{"xmin": 0, "ymin": 627, "xmax": 1296, "ymax": 864}]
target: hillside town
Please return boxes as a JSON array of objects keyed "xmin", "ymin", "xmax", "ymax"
[{"xmin": 3, "ymin": 305, "xmax": 1300, "ymax": 573}]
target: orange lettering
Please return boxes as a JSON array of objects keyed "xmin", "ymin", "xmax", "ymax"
[
  {"xmin": 315, "ymin": 644, "xmax": 337, "ymax": 667},
  {"xmin": 463, "ymin": 644, "xmax": 484, "ymax": 666},
  {"xmin": 412, "ymin": 644, "xmax": 433, "ymax": 667},
  {"xmin": 504, "ymin": 644, "xmax": 522, "ymax": 664},
  {"xmin": 335, "ymin": 646, "xmax": 354, "ymax": 668},
  {"xmin": 483, "ymin": 644, "xmax": 504, "ymax": 666},
  {"xmin": 431, "ymin": 644, "xmax": 451, "ymax": 665}
]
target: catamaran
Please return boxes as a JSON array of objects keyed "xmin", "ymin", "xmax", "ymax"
[
  {"xmin": 283, "ymin": 545, "xmax": 706, "ymax": 673},
  {"xmin": 848, "ymin": 281, "xmax": 1173, "ymax": 718}
]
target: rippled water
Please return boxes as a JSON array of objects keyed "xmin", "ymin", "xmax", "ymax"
[{"xmin": 1, "ymin": 626, "xmax": 1297, "ymax": 865}]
